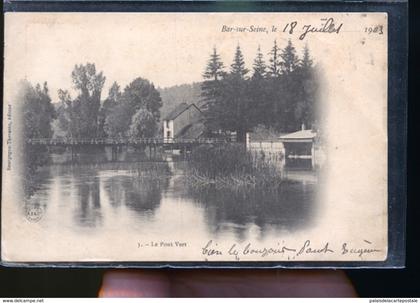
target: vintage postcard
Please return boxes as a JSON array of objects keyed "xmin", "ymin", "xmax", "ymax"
[{"xmin": 2, "ymin": 12, "xmax": 388, "ymax": 264}]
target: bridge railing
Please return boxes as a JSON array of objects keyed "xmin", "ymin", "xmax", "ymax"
[{"xmin": 26, "ymin": 137, "xmax": 232, "ymax": 145}]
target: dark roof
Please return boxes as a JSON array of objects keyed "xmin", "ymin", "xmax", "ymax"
[
  {"xmin": 177, "ymin": 122, "xmax": 205, "ymax": 139},
  {"xmin": 164, "ymin": 103, "xmax": 201, "ymax": 121}
]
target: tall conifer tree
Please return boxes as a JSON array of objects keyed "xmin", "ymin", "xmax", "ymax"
[
  {"xmin": 300, "ymin": 44, "xmax": 313, "ymax": 71},
  {"xmin": 280, "ymin": 40, "xmax": 300, "ymax": 74},
  {"xmin": 252, "ymin": 45, "xmax": 267, "ymax": 79},
  {"xmin": 201, "ymin": 47, "xmax": 225, "ymax": 132},
  {"xmin": 223, "ymin": 45, "xmax": 250, "ymax": 142},
  {"xmin": 268, "ymin": 40, "xmax": 281, "ymax": 77},
  {"xmin": 297, "ymin": 44, "xmax": 317, "ymax": 130},
  {"xmin": 203, "ymin": 47, "xmax": 225, "ymax": 81},
  {"xmin": 230, "ymin": 45, "xmax": 249, "ymax": 79}
]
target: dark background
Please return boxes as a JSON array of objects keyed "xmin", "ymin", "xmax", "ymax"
[{"xmin": 0, "ymin": 0, "xmax": 417, "ymax": 297}]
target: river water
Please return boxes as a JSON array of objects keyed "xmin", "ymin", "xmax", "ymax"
[{"xmin": 23, "ymin": 150, "xmax": 318, "ymax": 245}]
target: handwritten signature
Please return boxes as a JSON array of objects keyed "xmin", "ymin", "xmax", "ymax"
[{"xmin": 202, "ymin": 239, "xmax": 380, "ymax": 261}]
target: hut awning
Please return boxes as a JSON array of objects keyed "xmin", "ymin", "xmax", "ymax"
[{"xmin": 279, "ymin": 129, "xmax": 316, "ymax": 143}]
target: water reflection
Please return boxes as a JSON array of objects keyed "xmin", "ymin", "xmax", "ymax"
[
  {"xmin": 23, "ymin": 167, "xmax": 52, "ymax": 219},
  {"xmin": 24, "ymin": 151, "xmax": 318, "ymax": 240},
  {"xmin": 185, "ymin": 180, "xmax": 316, "ymax": 240},
  {"xmin": 74, "ymin": 175, "xmax": 102, "ymax": 227},
  {"xmin": 103, "ymin": 174, "xmax": 169, "ymax": 215}
]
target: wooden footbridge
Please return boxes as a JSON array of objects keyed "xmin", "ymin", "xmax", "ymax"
[
  {"xmin": 27, "ymin": 137, "xmax": 229, "ymax": 147},
  {"xmin": 27, "ymin": 137, "xmax": 231, "ymax": 161}
]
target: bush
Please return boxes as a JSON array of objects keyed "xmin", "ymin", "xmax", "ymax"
[
  {"xmin": 188, "ymin": 144, "xmax": 283, "ymax": 188},
  {"xmin": 190, "ymin": 144, "xmax": 250, "ymax": 178}
]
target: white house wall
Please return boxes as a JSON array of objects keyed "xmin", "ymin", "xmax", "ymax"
[{"xmin": 163, "ymin": 120, "xmax": 174, "ymax": 141}]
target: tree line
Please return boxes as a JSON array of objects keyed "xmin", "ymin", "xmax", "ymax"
[
  {"xmin": 18, "ymin": 66, "xmax": 162, "ymax": 196},
  {"xmin": 21, "ymin": 63, "xmax": 162, "ymax": 144},
  {"xmin": 55, "ymin": 63, "xmax": 162, "ymax": 140},
  {"xmin": 201, "ymin": 39, "xmax": 319, "ymax": 142},
  {"xmin": 19, "ymin": 39, "xmax": 319, "ymax": 145}
]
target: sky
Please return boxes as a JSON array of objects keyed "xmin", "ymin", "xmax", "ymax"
[{"xmin": 5, "ymin": 13, "xmax": 317, "ymax": 102}]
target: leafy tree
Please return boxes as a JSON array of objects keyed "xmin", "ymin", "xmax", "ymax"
[
  {"xmin": 129, "ymin": 108, "xmax": 157, "ymax": 139},
  {"xmin": 104, "ymin": 102, "xmax": 132, "ymax": 139},
  {"xmin": 107, "ymin": 81, "xmax": 123, "ymax": 104},
  {"xmin": 104, "ymin": 77, "xmax": 162, "ymax": 138},
  {"xmin": 56, "ymin": 89, "xmax": 80, "ymax": 138},
  {"xmin": 98, "ymin": 82, "xmax": 122, "ymax": 137},
  {"xmin": 18, "ymin": 80, "xmax": 56, "ymax": 197},
  {"xmin": 22, "ymin": 81, "xmax": 56, "ymax": 139},
  {"xmin": 122, "ymin": 77, "xmax": 162, "ymax": 121},
  {"xmin": 71, "ymin": 63, "xmax": 106, "ymax": 138},
  {"xmin": 57, "ymin": 63, "xmax": 106, "ymax": 139}
]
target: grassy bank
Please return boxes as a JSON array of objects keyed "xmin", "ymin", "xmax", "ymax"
[
  {"xmin": 135, "ymin": 161, "xmax": 172, "ymax": 180},
  {"xmin": 186, "ymin": 144, "xmax": 283, "ymax": 189}
]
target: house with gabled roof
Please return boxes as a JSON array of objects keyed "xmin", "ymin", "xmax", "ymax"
[{"xmin": 162, "ymin": 102, "xmax": 204, "ymax": 141}]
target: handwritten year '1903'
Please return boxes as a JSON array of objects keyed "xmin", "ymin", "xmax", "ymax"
[{"xmin": 365, "ymin": 25, "xmax": 384, "ymax": 35}]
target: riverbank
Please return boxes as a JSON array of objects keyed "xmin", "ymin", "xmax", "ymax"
[{"xmin": 186, "ymin": 144, "xmax": 285, "ymax": 189}]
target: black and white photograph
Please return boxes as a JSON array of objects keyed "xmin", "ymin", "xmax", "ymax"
[{"xmin": 2, "ymin": 12, "xmax": 388, "ymax": 263}]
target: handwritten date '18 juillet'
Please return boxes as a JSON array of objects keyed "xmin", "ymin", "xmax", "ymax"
[{"xmin": 222, "ymin": 18, "xmax": 344, "ymax": 40}]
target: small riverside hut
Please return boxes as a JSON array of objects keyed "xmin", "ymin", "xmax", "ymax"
[{"xmin": 279, "ymin": 128, "xmax": 317, "ymax": 170}]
